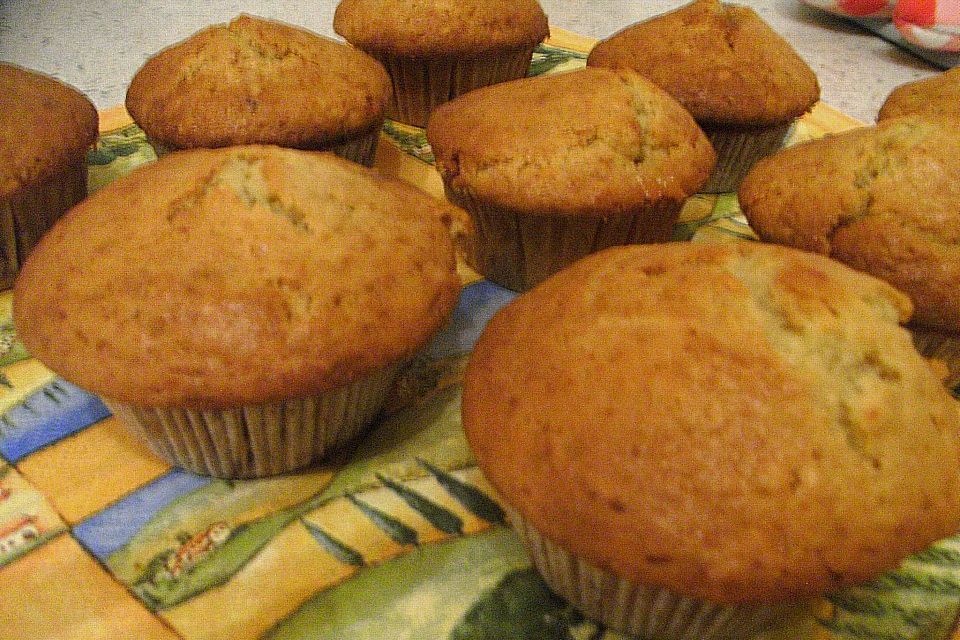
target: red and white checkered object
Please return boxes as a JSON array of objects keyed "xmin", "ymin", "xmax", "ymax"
[
  {"xmin": 802, "ymin": 0, "xmax": 960, "ymax": 52},
  {"xmin": 895, "ymin": 0, "xmax": 960, "ymax": 52}
]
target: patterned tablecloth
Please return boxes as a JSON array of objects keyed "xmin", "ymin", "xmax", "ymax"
[{"xmin": 1, "ymin": 29, "xmax": 959, "ymax": 640}]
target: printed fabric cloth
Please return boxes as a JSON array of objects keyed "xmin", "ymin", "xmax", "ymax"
[{"xmin": 803, "ymin": 0, "xmax": 960, "ymax": 52}]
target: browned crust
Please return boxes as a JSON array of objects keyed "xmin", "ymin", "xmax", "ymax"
[
  {"xmin": 0, "ymin": 64, "xmax": 98, "ymax": 197},
  {"xmin": 587, "ymin": 0, "xmax": 819, "ymax": 127},
  {"xmin": 333, "ymin": 0, "xmax": 549, "ymax": 57},
  {"xmin": 125, "ymin": 14, "xmax": 391, "ymax": 150},
  {"xmin": 739, "ymin": 115, "xmax": 960, "ymax": 332},
  {"xmin": 878, "ymin": 67, "xmax": 960, "ymax": 121},
  {"xmin": 426, "ymin": 67, "xmax": 716, "ymax": 215},
  {"xmin": 14, "ymin": 146, "xmax": 461, "ymax": 408},
  {"xmin": 463, "ymin": 241, "xmax": 960, "ymax": 604}
]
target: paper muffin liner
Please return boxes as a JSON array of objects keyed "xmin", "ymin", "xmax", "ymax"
[
  {"xmin": 911, "ymin": 326, "xmax": 960, "ymax": 389},
  {"xmin": 700, "ymin": 122, "xmax": 792, "ymax": 194},
  {"xmin": 370, "ymin": 46, "xmax": 537, "ymax": 128},
  {"xmin": 104, "ymin": 363, "xmax": 402, "ymax": 479},
  {"xmin": 0, "ymin": 159, "xmax": 87, "ymax": 289},
  {"xmin": 324, "ymin": 125, "xmax": 383, "ymax": 167},
  {"xmin": 147, "ymin": 125, "xmax": 382, "ymax": 167},
  {"xmin": 445, "ymin": 186, "xmax": 681, "ymax": 292},
  {"xmin": 504, "ymin": 504, "xmax": 787, "ymax": 640}
]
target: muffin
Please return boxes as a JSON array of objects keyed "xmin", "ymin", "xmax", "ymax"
[
  {"xmin": 426, "ymin": 67, "xmax": 716, "ymax": 291},
  {"xmin": 588, "ymin": 0, "xmax": 819, "ymax": 193},
  {"xmin": 126, "ymin": 14, "xmax": 392, "ymax": 166},
  {"xmin": 739, "ymin": 115, "xmax": 960, "ymax": 388},
  {"xmin": 462, "ymin": 241, "xmax": 960, "ymax": 639},
  {"xmin": 14, "ymin": 145, "xmax": 460, "ymax": 478},
  {"xmin": 878, "ymin": 67, "xmax": 960, "ymax": 121},
  {"xmin": 0, "ymin": 63, "xmax": 97, "ymax": 290},
  {"xmin": 333, "ymin": 0, "xmax": 549, "ymax": 128}
]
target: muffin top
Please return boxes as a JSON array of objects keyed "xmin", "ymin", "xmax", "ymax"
[
  {"xmin": 333, "ymin": 0, "xmax": 549, "ymax": 57},
  {"xmin": 125, "ymin": 15, "xmax": 391, "ymax": 150},
  {"xmin": 14, "ymin": 146, "xmax": 460, "ymax": 408},
  {"xmin": 878, "ymin": 67, "xmax": 960, "ymax": 121},
  {"xmin": 426, "ymin": 67, "xmax": 716, "ymax": 215},
  {"xmin": 587, "ymin": 0, "xmax": 820, "ymax": 127},
  {"xmin": 0, "ymin": 64, "xmax": 98, "ymax": 198},
  {"xmin": 463, "ymin": 241, "xmax": 960, "ymax": 604},
  {"xmin": 739, "ymin": 115, "xmax": 960, "ymax": 332}
]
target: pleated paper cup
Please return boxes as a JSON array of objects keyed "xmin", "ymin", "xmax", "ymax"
[
  {"xmin": 147, "ymin": 126, "xmax": 383, "ymax": 167},
  {"xmin": 699, "ymin": 122, "xmax": 792, "ymax": 194},
  {"xmin": 504, "ymin": 503, "xmax": 788, "ymax": 640},
  {"xmin": 105, "ymin": 363, "xmax": 402, "ymax": 478},
  {"xmin": 323, "ymin": 126, "xmax": 383, "ymax": 167},
  {"xmin": 371, "ymin": 46, "xmax": 536, "ymax": 128},
  {"xmin": 912, "ymin": 326, "xmax": 960, "ymax": 390},
  {"xmin": 446, "ymin": 186, "xmax": 682, "ymax": 292},
  {"xmin": 0, "ymin": 159, "xmax": 87, "ymax": 289}
]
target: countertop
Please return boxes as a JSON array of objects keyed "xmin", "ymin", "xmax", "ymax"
[{"xmin": 0, "ymin": 0, "xmax": 941, "ymax": 123}]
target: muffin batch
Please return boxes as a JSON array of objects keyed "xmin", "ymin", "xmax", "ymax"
[{"xmin": 6, "ymin": 1, "xmax": 960, "ymax": 639}]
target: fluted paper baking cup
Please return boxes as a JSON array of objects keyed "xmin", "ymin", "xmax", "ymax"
[
  {"xmin": 147, "ymin": 126, "xmax": 381, "ymax": 166},
  {"xmin": 505, "ymin": 504, "xmax": 788, "ymax": 640},
  {"xmin": 700, "ymin": 123, "xmax": 792, "ymax": 194},
  {"xmin": 105, "ymin": 363, "xmax": 402, "ymax": 478},
  {"xmin": 0, "ymin": 159, "xmax": 87, "ymax": 289},
  {"xmin": 371, "ymin": 46, "xmax": 536, "ymax": 128},
  {"xmin": 325, "ymin": 126, "xmax": 382, "ymax": 167},
  {"xmin": 911, "ymin": 326, "xmax": 960, "ymax": 389},
  {"xmin": 446, "ymin": 186, "xmax": 681, "ymax": 291}
]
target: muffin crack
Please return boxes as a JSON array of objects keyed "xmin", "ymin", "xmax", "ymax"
[
  {"xmin": 724, "ymin": 256, "xmax": 903, "ymax": 469},
  {"xmin": 207, "ymin": 154, "xmax": 311, "ymax": 233},
  {"xmin": 825, "ymin": 122, "xmax": 949, "ymax": 248}
]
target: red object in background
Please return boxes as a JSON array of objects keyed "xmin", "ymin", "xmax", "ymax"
[
  {"xmin": 839, "ymin": 0, "xmax": 896, "ymax": 15},
  {"xmin": 894, "ymin": 0, "xmax": 960, "ymax": 52},
  {"xmin": 895, "ymin": 0, "xmax": 938, "ymax": 25}
]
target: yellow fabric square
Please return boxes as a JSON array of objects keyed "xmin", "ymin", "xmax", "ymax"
[
  {"xmin": 0, "ymin": 533, "xmax": 178, "ymax": 639},
  {"xmin": 18, "ymin": 416, "xmax": 170, "ymax": 523},
  {"xmin": 161, "ymin": 519, "xmax": 354, "ymax": 640}
]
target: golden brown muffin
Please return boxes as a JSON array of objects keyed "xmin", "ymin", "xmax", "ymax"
[
  {"xmin": 126, "ymin": 14, "xmax": 391, "ymax": 165},
  {"xmin": 334, "ymin": 0, "xmax": 549, "ymax": 127},
  {"xmin": 15, "ymin": 145, "xmax": 460, "ymax": 477},
  {"xmin": 739, "ymin": 115, "xmax": 960, "ymax": 387},
  {"xmin": 463, "ymin": 242, "xmax": 960, "ymax": 636},
  {"xmin": 588, "ymin": 0, "xmax": 819, "ymax": 192},
  {"xmin": 878, "ymin": 67, "xmax": 960, "ymax": 121},
  {"xmin": 427, "ymin": 67, "xmax": 715, "ymax": 290},
  {"xmin": 739, "ymin": 116, "xmax": 960, "ymax": 331},
  {"xmin": 0, "ymin": 63, "xmax": 97, "ymax": 288}
]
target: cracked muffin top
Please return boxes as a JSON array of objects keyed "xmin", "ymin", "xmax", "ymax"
[
  {"xmin": 14, "ymin": 146, "xmax": 460, "ymax": 408},
  {"xmin": 0, "ymin": 63, "xmax": 97, "ymax": 198},
  {"xmin": 739, "ymin": 115, "xmax": 960, "ymax": 332},
  {"xmin": 333, "ymin": 0, "xmax": 548, "ymax": 57},
  {"xmin": 426, "ymin": 67, "xmax": 716, "ymax": 215},
  {"xmin": 125, "ymin": 14, "xmax": 391, "ymax": 150},
  {"xmin": 463, "ymin": 241, "xmax": 960, "ymax": 604},
  {"xmin": 587, "ymin": 0, "xmax": 819, "ymax": 127},
  {"xmin": 878, "ymin": 67, "xmax": 960, "ymax": 121}
]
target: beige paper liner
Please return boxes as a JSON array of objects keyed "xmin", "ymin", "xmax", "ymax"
[
  {"xmin": 0, "ymin": 160, "xmax": 87, "ymax": 289},
  {"xmin": 911, "ymin": 326, "xmax": 960, "ymax": 389},
  {"xmin": 700, "ymin": 123, "xmax": 792, "ymax": 194},
  {"xmin": 446, "ymin": 186, "xmax": 681, "ymax": 292},
  {"xmin": 504, "ymin": 504, "xmax": 787, "ymax": 639},
  {"xmin": 104, "ymin": 363, "xmax": 401, "ymax": 478},
  {"xmin": 147, "ymin": 124, "xmax": 382, "ymax": 167},
  {"xmin": 370, "ymin": 46, "xmax": 537, "ymax": 128}
]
